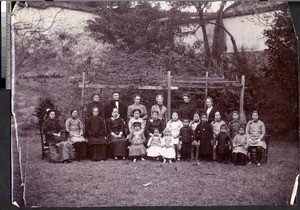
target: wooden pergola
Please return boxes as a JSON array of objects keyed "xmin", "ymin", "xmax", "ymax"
[{"xmin": 79, "ymin": 71, "xmax": 245, "ymax": 121}]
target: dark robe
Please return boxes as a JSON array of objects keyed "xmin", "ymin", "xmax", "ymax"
[
  {"xmin": 204, "ymin": 107, "xmax": 218, "ymax": 124},
  {"xmin": 106, "ymin": 116, "xmax": 128, "ymax": 157},
  {"xmin": 104, "ymin": 100, "xmax": 127, "ymax": 121},
  {"xmin": 215, "ymin": 132, "xmax": 231, "ymax": 154},
  {"xmin": 85, "ymin": 115, "xmax": 107, "ymax": 160},
  {"xmin": 195, "ymin": 121, "xmax": 213, "ymax": 155},
  {"xmin": 145, "ymin": 118, "xmax": 165, "ymax": 138},
  {"xmin": 85, "ymin": 102, "xmax": 104, "ymax": 119},
  {"xmin": 179, "ymin": 102, "xmax": 197, "ymax": 120}
]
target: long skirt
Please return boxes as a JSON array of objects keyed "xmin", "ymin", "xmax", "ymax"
[
  {"xmin": 147, "ymin": 146, "xmax": 162, "ymax": 157},
  {"xmin": 160, "ymin": 147, "xmax": 176, "ymax": 159},
  {"xmin": 129, "ymin": 144, "xmax": 146, "ymax": 157},
  {"xmin": 73, "ymin": 141, "xmax": 87, "ymax": 159},
  {"xmin": 108, "ymin": 137, "xmax": 128, "ymax": 157},
  {"xmin": 49, "ymin": 141, "xmax": 74, "ymax": 163},
  {"xmin": 89, "ymin": 144, "xmax": 107, "ymax": 161}
]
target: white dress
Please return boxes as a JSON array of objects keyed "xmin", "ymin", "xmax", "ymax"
[
  {"xmin": 159, "ymin": 136, "xmax": 176, "ymax": 159},
  {"xmin": 146, "ymin": 135, "xmax": 162, "ymax": 157},
  {"xmin": 166, "ymin": 120, "xmax": 183, "ymax": 144}
]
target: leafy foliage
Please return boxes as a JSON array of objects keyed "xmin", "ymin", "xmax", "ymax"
[{"xmin": 33, "ymin": 98, "xmax": 59, "ymax": 127}]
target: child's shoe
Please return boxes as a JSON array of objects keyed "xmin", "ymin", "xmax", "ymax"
[
  {"xmin": 169, "ymin": 159, "xmax": 173, "ymax": 163},
  {"xmin": 141, "ymin": 157, "xmax": 145, "ymax": 161},
  {"xmin": 163, "ymin": 159, "xmax": 166, "ymax": 163},
  {"xmin": 133, "ymin": 158, "xmax": 137, "ymax": 162}
]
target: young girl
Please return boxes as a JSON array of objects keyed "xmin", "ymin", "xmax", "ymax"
[
  {"xmin": 65, "ymin": 109, "xmax": 87, "ymax": 161},
  {"xmin": 232, "ymin": 126, "xmax": 249, "ymax": 166},
  {"xmin": 189, "ymin": 112, "xmax": 201, "ymax": 161},
  {"xmin": 146, "ymin": 128, "xmax": 162, "ymax": 160},
  {"xmin": 195, "ymin": 113, "xmax": 213, "ymax": 161},
  {"xmin": 160, "ymin": 128, "xmax": 176, "ymax": 163},
  {"xmin": 214, "ymin": 124, "xmax": 231, "ymax": 163},
  {"xmin": 128, "ymin": 109, "xmax": 146, "ymax": 133},
  {"xmin": 166, "ymin": 112, "xmax": 183, "ymax": 161},
  {"xmin": 211, "ymin": 111, "xmax": 226, "ymax": 161},
  {"xmin": 128, "ymin": 122, "xmax": 146, "ymax": 162}
]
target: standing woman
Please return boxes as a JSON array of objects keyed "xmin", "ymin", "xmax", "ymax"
[
  {"xmin": 65, "ymin": 109, "xmax": 87, "ymax": 161},
  {"xmin": 42, "ymin": 109, "xmax": 74, "ymax": 163},
  {"xmin": 106, "ymin": 108, "xmax": 128, "ymax": 160},
  {"xmin": 85, "ymin": 107, "xmax": 107, "ymax": 161},
  {"xmin": 151, "ymin": 94, "xmax": 167, "ymax": 121},
  {"xmin": 246, "ymin": 111, "xmax": 266, "ymax": 166},
  {"xmin": 204, "ymin": 97, "xmax": 218, "ymax": 124}
]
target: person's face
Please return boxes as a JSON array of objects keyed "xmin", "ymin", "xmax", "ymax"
[
  {"xmin": 93, "ymin": 108, "xmax": 99, "ymax": 116},
  {"xmin": 134, "ymin": 125, "xmax": 140, "ymax": 131},
  {"xmin": 134, "ymin": 96, "xmax": 141, "ymax": 104},
  {"xmin": 156, "ymin": 96, "xmax": 163, "ymax": 105},
  {"xmin": 113, "ymin": 93, "xmax": 119, "ymax": 101},
  {"xmin": 220, "ymin": 127, "xmax": 227, "ymax": 133},
  {"xmin": 133, "ymin": 111, "xmax": 140, "ymax": 118},
  {"xmin": 201, "ymin": 115, "xmax": 208, "ymax": 122},
  {"xmin": 153, "ymin": 129, "xmax": 160, "ymax": 135},
  {"xmin": 252, "ymin": 113, "xmax": 259, "ymax": 121},
  {"xmin": 172, "ymin": 113, "xmax": 178, "ymax": 120},
  {"xmin": 112, "ymin": 108, "xmax": 119, "ymax": 117},
  {"xmin": 215, "ymin": 112, "xmax": 221, "ymax": 121},
  {"xmin": 232, "ymin": 113, "xmax": 239, "ymax": 120},
  {"xmin": 93, "ymin": 95, "xmax": 100, "ymax": 102},
  {"xmin": 152, "ymin": 112, "xmax": 158, "ymax": 119},
  {"xmin": 193, "ymin": 114, "xmax": 200, "ymax": 121},
  {"xmin": 49, "ymin": 111, "xmax": 55, "ymax": 119},
  {"xmin": 183, "ymin": 120, "xmax": 189, "ymax": 126},
  {"xmin": 239, "ymin": 128, "xmax": 245, "ymax": 135},
  {"xmin": 206, "ymin": 99, "xmax": 212, "ymax": 107},
  {"xmin": 183, "ymin": 96, "xmax": 190, "ymax": 103},
  {"xmin": 71, "ymin": 110, "xmax": 78, "ymax": 118}
]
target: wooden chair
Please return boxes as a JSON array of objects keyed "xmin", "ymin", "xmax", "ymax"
[{"xmin": 40, "ymin": 129, "xmax": 49, "ymax": 159}]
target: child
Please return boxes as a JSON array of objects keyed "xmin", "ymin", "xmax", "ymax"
[
  {"xmin": 128, "ymin": 109, "xmax": 146, "ymax": 133},
  {"xmin": 211, "ymin": 111, "xmax": 226, "ymax": 161},
  {"xmin": 146, "ymin": 128, "xmax": 162, "ymax": 160},
  {"xmin": 232, "ymin": 126, "xmax": 249, "ymax": 166},
  {"xmin": 166, "ymin": 112, "xmax": 183, "ymax": 161},
  {"xmin": 189, "ymin": 112, "xmax": 201, "ymax": 161},
  {"xmin": 179, "ymin": 119, "xmax": 194, "ymax": 161},
  {"xmin": 160, "ymin": 128, "xmax": 176, "ymax": 163},
  {"xmin": 128, "ymin": 122, "xmax": 146, "ymax": 162},
  {"xmin": 228, "ymin": 111, "xmax": 241, "ymax": 160},
  {"xmin": 214, "ymin": 124, "xmax": 231, "ymax": 163},
  {"xmin": 65, "ymin": 109, "xmax": 87, "ymax": 161},
  {"xmin": 195, "ymin": 113, "xmax": 213, "ymax": 161}
]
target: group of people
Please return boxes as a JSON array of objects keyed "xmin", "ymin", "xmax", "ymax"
[{"xmin": 42, "ymin": 92, "xmax": 267, "ymax": 166}]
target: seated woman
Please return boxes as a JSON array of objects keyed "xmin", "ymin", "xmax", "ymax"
[
  {"xmin": 246, "ymin": 111, "xmax": 267, "ymax": 166},
  {"xmin": 106, "ymin": 108, "xmax": 128, "ymax": 160},
  {"xmin": 85, "ymin": 107, "xmax": 107, "ymax": 161},
  {"xmin": 128, "ymin": 109, "xmax": 146, "ymax": 134},
  {"xmin": 65, "ymin": 109, "xmax": 87, "ymax": 161},
  {"xmin": 145, "ymin": 110, "xmax": 164, "ymax": 139},
  {"xmin": 42, "ymin": 109, "xmax": 74, "ymax": 163}
]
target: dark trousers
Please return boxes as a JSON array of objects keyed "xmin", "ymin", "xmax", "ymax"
[
  {"xmin": 181, "ymin": 143, "xmax": 192, "ymax": 160},
  {"xmin": 233, "ymin": 153, "xmax": 246, "ymax": 166},
  {"xmin": 248, "ymin": 146, "xmax": 264, "ymax": 163}
]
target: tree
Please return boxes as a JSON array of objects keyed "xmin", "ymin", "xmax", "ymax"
[{"xmin": 262, "ymin": 10, "xmax": 298, "ymax": 134}]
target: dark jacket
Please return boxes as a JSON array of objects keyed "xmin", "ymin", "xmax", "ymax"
[
  {"xmin": 215, "ymin": 132, "xmax": 231, "ymax": 154},
  {"xmin": 104, "ymin": 100, "xmax": 127, "ymax": 121},
  {"xmin": 145, "ymin": 118, "xmax": 165, "ymax": 137},
  {"xmin": 195, "ymin": 121, "xmax": 213, "ymax": 155},
  {"xmin": 204, "ymin": 107, "xmax": 218, "ymax": 124},
  {"xmin": 179, "ymin": 125, "xmax": 194, "ymax": 143},
  {"xmin": 179, "ymin": 102, "xmax": 197, "ymax": 120}
]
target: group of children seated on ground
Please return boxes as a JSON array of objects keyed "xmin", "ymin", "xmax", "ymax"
[{"xmin": 42, "ymin": 103, "xmax": 266, "ymax": 166}]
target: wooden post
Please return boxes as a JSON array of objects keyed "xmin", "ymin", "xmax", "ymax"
[
  {"xmin": 167, "ymin": 71, "xmax": 171, "ymax": 122},
  {"xmin": 204, "ymin": 71, "xmax": 208, "ymax": 109},
  {"xmin": 239, "ymin": 75, "xmax": 246, "ymax": 123},
  {"xmin": 81, "ymin": 71, "xmax": 86, "ymax": 117}
]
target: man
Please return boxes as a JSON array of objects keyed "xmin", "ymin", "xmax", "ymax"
[
  {"xmin": 127, "ymin": 95, "xmax": 148, "ymax": 120},
  {"xmin": 104, "ymin": 92, "xmax": 127, "ymax": 120}
]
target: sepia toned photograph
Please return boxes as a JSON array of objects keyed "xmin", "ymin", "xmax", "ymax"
[{"xmin": 11, "ymin": 1, "xmax": 298, "ymax": 207}]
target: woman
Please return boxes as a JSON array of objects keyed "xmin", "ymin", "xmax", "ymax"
[
  {"xmin": 204, "ymin": 97, "xmax": 218, "ymax": 123},
  {"xmin": 106, "ymin": 108, "xmax": 128, "ymax": 160},
  {"xmin": 65, "ymin": 109, "xmax": 87, "ymax": 161},
  {"xmin": 151, "ymin": 94, "xmax": 167, "ymax": 121},
  {"xmin": 246, "ymin": 111, "xmax": 266, "ymax": 166},
  {"xmin": 179, "ymin": 93, "xmax": 197, "ymax": 120},
  {"xmin": 42, "ymin": 109, "xmax": 74, "ymax": 163},
  {"xmin": 85, "ymin": 107, "xmax": 107, "ymax": 161}
]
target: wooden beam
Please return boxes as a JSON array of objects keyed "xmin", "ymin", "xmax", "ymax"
[
  {"xmin": 78, "ymin": 83, "xmax": 178, "ymax": 90},
  {"xmin": 167, "ymin": 71, "xmax": 171, "ymax": 122},
  {"xmin": 239, "ymin": 75, "xmax": 245, "ymax": 122},
  {"xmin": 172, "ymin": 79, "xmax": 241, "ymax": 84},
  {"xmin": 81, "ymin": 72, "xmax": 86, "ymax": 117},
  {"xmin": 177, "ymin": 84, "xmax": 243, "ymax": 89}
]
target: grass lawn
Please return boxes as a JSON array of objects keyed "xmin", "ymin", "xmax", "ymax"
[{"xmin": 13, "ymin": 130, "xmax": 298, "ymax": 207}]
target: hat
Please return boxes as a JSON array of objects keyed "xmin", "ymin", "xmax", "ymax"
[
  {"xmin": 200, "ymin": 113, "xmax": 207, "ymax": 117},
  {"xmin": 252, "ymin": 111, "xmax": 258, "ymax": 114},
  {"xmin": 220, "ymin": 124, "xmax": 227, "ymax": 129},
  {"xmin": 232, "ymin": 111, "xmax": 239, "ymax": 115},
  {"xmin": 132, "ymin": 121, "xmax": 142, "ymax": 127}
]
